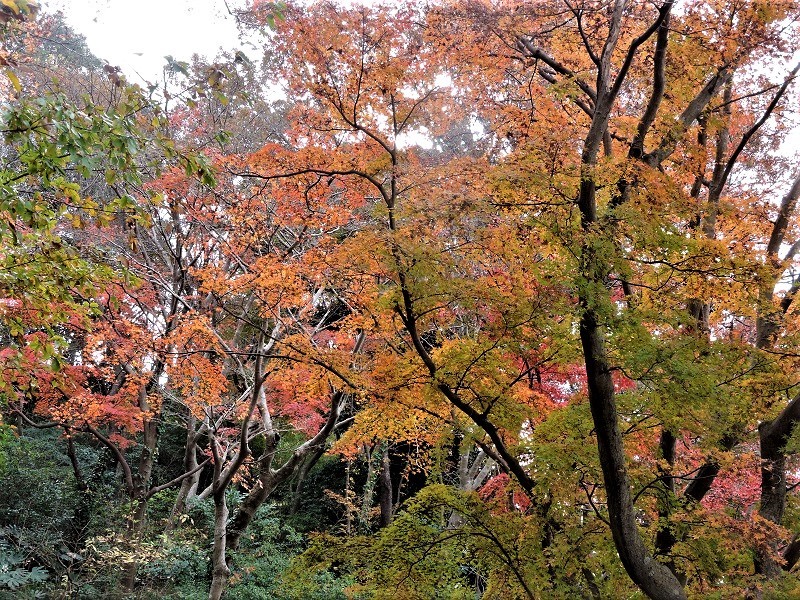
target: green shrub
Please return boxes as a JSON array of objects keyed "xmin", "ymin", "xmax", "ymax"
[{"xmin": 0, "ymin": 539, "xmax": 48, "ymax": 593}]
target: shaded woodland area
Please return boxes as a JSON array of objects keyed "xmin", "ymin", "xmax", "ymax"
[{"xmin": 3, "ymin": 1, "xmax": 800, "ymax": 598}]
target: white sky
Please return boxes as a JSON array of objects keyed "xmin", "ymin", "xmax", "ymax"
[
  {"xmin": 38, "ymin": 0, "xmax": 800, "ymax": 160},
  {"xmin": 42, "ymin": 0, "xmax": 247, "ymax": 84}
]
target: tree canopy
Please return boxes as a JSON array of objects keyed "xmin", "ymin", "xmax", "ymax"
[{"xmin": 3, "ymin": 2, "xmax": 800, "ymax": 599}]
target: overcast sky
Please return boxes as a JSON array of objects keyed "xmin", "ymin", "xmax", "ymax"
[
  {"xmin": 39, "ymin": 0, "xmax": 800, "ymax": 158},
  {"xmin": 42, "ymin": 0, "xmax": 247, "ymax": 84}
]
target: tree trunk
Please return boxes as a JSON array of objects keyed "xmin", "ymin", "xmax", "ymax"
[
  {"xmin": 755, "ymin": 462, "xmax": 785, "ymax": 576},
  {"xmin": 226, "ymin": 474, "xmax": 278, "ymax": 552},
  {"xmin": 345, "ymin": 459, "xmax": 353, "ymax": 536},
  {"xmin": 119, "ymin": 410, "xmax": 158, "ymax": 592},
  {"xmin": 756, "ymin": 414, "xmax": 792, "ymax": 577},
  {"xmin": 226, "ymin": 388, "xmax": 343, "ymax": 553},
  {"xmin": 359, "ymin": 444, "xmax": 380, "ymax": 530},
  {"xmin": 65, "ymin": 433, "xmax": 94, "ymax": 547},
  {"xmin": 752, "ymin": 174, "xmax": 800, "ymax": 576},
  {"xmin": 209, "ymin": 491, "xmax": 230, "ymax": 600},
  {"xmin": 569, "ymin": 3, "xmax": 685, "ymax": 595},
  {"xmin": 168, "ymin": 415, "xmax": 201, "ymax": 530},
  {"xmin": 169, "ymin": 464, "xmax": 201, "ymax": 529},
  {"xmin": 653, "ymin": 430, "xmax": 688, "ymax": 585},
  {"xmin": 783, "ymin": 535, "xmax": 800, "ymax": 572},
  {"xmin": 580, "ymin": 309, "xmax": 687, "ymax": 600},
  {"xmin": 224, "ymin": 427, "xmax": 282, "ymax": 553},
  {"xmin": 119, "ymin": 496, "xmax": 148, "ymax": 592},
  {"xmin": 288, "ymin": 444, "xmax": 326, "ymax": 516},
  {"xmin": 378, "ymin": 445, "xmax": 393, "ymax": 527}
]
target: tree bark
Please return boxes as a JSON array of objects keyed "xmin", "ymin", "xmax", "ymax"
[
  {"xmin": 378, "ymin": 445, "xmax": 393, "ymax": 527},
  {"xmin": 209, "ymin": 491, "xmax": 230, "ymax": 600},
  {"xmin": 168, "ymin": 414, "xmax": 202, "ymax": 530},
  {"xmin": 753, "ymin": 172, "xmax": 800, "ymax": 575},
  {"xmin": 564, "ymin": 2, "xmax": 685, "ymax": 595},
  {"xmin": 581, "ymin": 309, "xmax": 686, "ymax": 600},
  {"xmin": 756, "ymin": 394, "xmax": 800, "ymax": 575},
  {"xmin": 119, "ymin": 496, "xmax": 148, "ymax": 592},
  {"xmin": 756, "ymin": 428, "xmax": 786, "ymax": 577},
  {"xmin": 119, "ymin": 404, "xmax": 158, "ymax": 592},
  {"xmin": 226, "ymin": 390, "xmax": 344, "ymax": 552},
  {"xmin": 783, "ymin": 535, "xmax": 800, "ymax": 572},
  {"xmin": 359, "ymin": 444, "xmax": 379, "ymax": 530},
  {"xmin": 571, "ymin": 2, "xmax": 685, "ymax": 596},
  {"xmin": 226, "ymin": 468, "xmax": 281, "ymax": 551}
]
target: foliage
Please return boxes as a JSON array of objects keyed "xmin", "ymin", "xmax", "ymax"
[
  {"xmin": 80, "ymin": 529, "xmax": 208, "ymax": 592},
  {"xmin": 7, "ymin": 1, "xmax": 800, "ymax": 599},
  {"xmin": 0, "ymin": 539, "xmax": 48, "ymax": 593},
  {"xmin": 291, "ymin": 484, "xmax": 619, "ymax": 599},
  {"xmin": 0, "ymin": 431, "xmax": 81, "ymax": 566}
]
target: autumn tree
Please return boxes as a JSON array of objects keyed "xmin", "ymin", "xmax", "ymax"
[
  {"xmin": 229, "ymin": 1, "xmax": 800, "ymax": 598},
  {"xmin": 232, "ymin": 2, "xmax": 589, "ymax": 595},
  {"xmin": 431, "ymin": 1, "xmax": 800, "ymax": 597},
  {"xmin": 8, "ymin": 2, "xmax": 800, "ymax": 599},
  {"xmin": 104, "ymin": 85, "xmax": 367, "ymax": 595},
  {"xmin": 0, "ymin": 8, "xmax": 224, "ymax": 593}
]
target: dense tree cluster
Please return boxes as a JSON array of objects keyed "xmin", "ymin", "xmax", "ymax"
[{"xmin": 3, "ymin": 1, "xmax": 800, "ymax": 598}]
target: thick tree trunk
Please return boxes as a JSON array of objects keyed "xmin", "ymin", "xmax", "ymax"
[
  {"xmin": 568, "ymin": 3, "xmax": 685, "ymax": 595},
  {"xmin": 759, "ymin": 437, "xmax": 787, "ymax": 529},
  {"xmin": 581, "ymin": 310, "xmax": 687, "ymax": 600},
  {"xmin": 755, "ymin": 399, "xmax": 800, "ymax": 577},
  {"xmin": 209, "ymin": 491, "xmax": 230, "ymax": 600},
  {"xmin": 756, "ymin": 437, "xmax": 785, "ymax": 577}
]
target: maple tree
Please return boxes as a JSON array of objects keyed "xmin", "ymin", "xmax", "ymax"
[
  {"xmin": 6, "ymin": 1, "xmax": 800, "ymax": 599},
  {"xmin": 232, "ymin": 1, "xmax": 800, "ymax": 598},
  {"xmin": 84, "ymin": 56, "xmax": 367, "ymax": 596},
  {"xmin": 152, "ymin": 162, "xmax": 363, "ymax": 600},
  {"xmin": 0, "ymin": 9, "xmax": 222, "ymax": 591}
]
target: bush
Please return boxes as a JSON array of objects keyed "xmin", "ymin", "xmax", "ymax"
[
  {"xmin": 224, "ymin": 504, "xmax": 349, "ymax": 600},
  {"xmin": 0, "ymin": 538, "xmax": 48, "ymax": 595},
  {"xmin": 0, "ymin": 428, "xmax": 83, "ymax": 593}
]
